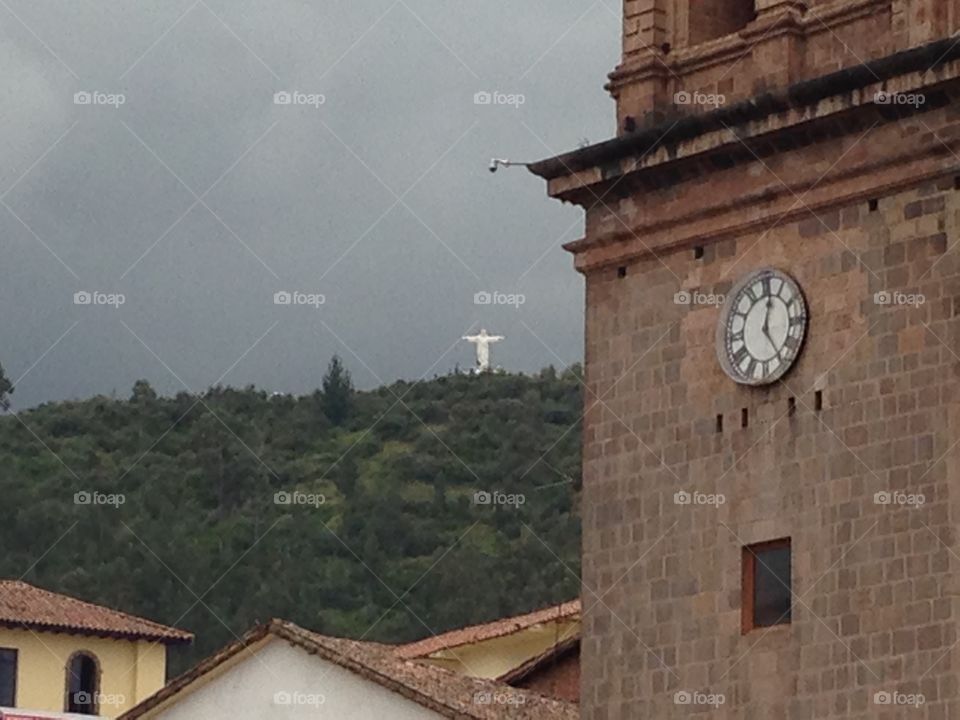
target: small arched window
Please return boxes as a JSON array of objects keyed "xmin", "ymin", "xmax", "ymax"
[{"xmin": 65, "ymin": 651, "xmax": 100, "ymax": 715}]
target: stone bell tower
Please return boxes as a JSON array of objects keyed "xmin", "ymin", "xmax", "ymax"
[{"xmin": 531, "ymin": 1, "xmax": 960, "ymax": 717}]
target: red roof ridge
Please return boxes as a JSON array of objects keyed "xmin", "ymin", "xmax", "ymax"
[
  {"xmin": 0, "ymin": 579, "xmax": 192, "ymax": 644},
  {"xmin": 394, "ymin": 599, "xmax": 581, "ymax": 659}
]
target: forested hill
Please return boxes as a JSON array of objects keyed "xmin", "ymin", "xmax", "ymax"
[{"xmin": 0, "ymin": 364, "xmax": 583, "ymax": 674}]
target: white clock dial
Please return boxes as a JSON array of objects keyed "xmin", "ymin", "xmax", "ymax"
[{"xmin": 717, "ymin": 268, "xmax": 807, "ymax": 385}]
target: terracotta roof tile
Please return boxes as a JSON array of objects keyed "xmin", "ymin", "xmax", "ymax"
[
  {"xmin": 395, "ymin": 599, "xmax": 581, "ymax": 659},
  {"xmin": 0, "ymin": 580, "xmax": 192, "ymax": 644},
  {"xmin": 120, "ymin": 620, "xmax": 578, "ymax": 720}
]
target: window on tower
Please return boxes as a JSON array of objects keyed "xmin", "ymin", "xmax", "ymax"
[
  {"xmin": 742, "ymin": 538, "xmax": 791, "ymax": 632},
  {"xmin": 689, "ymin": 0, "xmax": 757, "ymax": 45}
]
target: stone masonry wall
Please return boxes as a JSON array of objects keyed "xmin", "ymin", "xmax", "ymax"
[
  {"xmin": 612, "ymin": 1, "xmax": 960, "ymax": 133},
  {"xmin": 578, "ymin": 163, "xmax": 960, "ymax": 717}
]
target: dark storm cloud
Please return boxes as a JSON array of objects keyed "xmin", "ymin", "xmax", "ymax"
[{"xmin": 1, "ymin": 0, "xmax": 619, "ymax": 408}]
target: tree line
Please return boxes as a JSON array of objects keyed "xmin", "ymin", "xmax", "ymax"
[{"xmin": 0, "ymin": 358, "xmax": 582, "ymax": 674}]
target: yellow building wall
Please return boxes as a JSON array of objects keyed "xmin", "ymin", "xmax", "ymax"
[
  {"xmin": 418, "ymin": 620, "xmax": 580, "ymax": 679},
  {"xmin": 0, "ymin": 628, "xmax": 167, "ymax": 718}
]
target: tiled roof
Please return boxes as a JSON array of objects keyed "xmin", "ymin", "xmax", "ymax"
[
  {"xmin": 120, "ymin": 620, "xmax": 579, "ymax": 720},
  {"xmin": 498, "ymin": 634, "xmax": 580, "ymax": 685},
  {"xmin": 0, "ymin": 580, "xmax": 192, "ymax": 644},
  {"xmin": 395, "ymin": 600, "xmax": 581, "ymax": 659}
]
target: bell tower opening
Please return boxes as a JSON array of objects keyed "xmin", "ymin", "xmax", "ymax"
[{"xmin": 688, "ymin": 0, "xmax": 756, "ymax": 45}]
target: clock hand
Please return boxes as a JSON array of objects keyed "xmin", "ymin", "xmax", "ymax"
[{"xmin": 762, "ymin": 299, "xmax": 777, "ymax": 354}]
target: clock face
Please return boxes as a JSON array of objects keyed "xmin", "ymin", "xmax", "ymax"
[{"xmin": 717, "ymin": 268, "xmax": 807, "ymax": 385}]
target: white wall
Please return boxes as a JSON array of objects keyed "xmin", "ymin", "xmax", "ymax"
[{"xmin": 152, "ymin": 639, "xmax": 445, "ymax": 720}]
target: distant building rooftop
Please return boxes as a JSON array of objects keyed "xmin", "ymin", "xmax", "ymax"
[
  {"xmin": 395, "ymin": 600, "xmax": 581, "ymax": 660},
  {"xmin": 0, "ymin": 580, "xmax": 192, "ymax": 645},
  {"xmin": 120, "ymin": 619, "xmax": 578, "ymax": 720}
]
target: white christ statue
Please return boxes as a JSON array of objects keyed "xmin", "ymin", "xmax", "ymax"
[{"xmin": 462, "ymin": 329, "xmax": 504, "ymax": 373}]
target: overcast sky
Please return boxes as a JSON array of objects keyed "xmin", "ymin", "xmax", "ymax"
[{"xmin": 1, "ymin": 0, "xmax": 619, "ymax": 409}]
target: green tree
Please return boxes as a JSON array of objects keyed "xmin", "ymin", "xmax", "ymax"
[
  {"xmin": 0, "ymin": 362, "xmax": 13, "ymax": 410},
  {"xmin": 130, "ymin": 379, "xmax": 157, "ymax": 403},
  {"xmin": 321, "ymin": 355, "xmax": 353, "ymax": 425},
  {"xmin": 0, "ymin": 364, "xmax": 583, "ymax": 673}
]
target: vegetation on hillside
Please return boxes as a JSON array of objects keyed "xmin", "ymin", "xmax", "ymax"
[
  {"xmin": 0, "ymin": 359, "xmax": 583, "ymax": 674},
  {"xmin": 0, "ymin": 362, "xmax": 12, "ymax": 410}
]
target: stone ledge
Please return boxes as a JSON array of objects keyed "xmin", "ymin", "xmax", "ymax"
[
  {"xmin": 529, "ymin": 33, "xmax": 960, "ymax": 189},
  {"xmin": 537, "ymin": 73, "xmax": 960, "ymax": 272}
]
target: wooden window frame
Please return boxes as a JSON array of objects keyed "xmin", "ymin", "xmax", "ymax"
[
  {"xmin": 741, "ymin": 537, "xmax": 791, "ymax": 634},
  {"xmin": 0, "ymin": 647, "xmax": 17, "ymax": 707}
]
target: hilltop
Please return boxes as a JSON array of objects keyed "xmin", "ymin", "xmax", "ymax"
[{"xmin": 0, "ymin": 366, "xmax": 583, "ymax": 673}]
